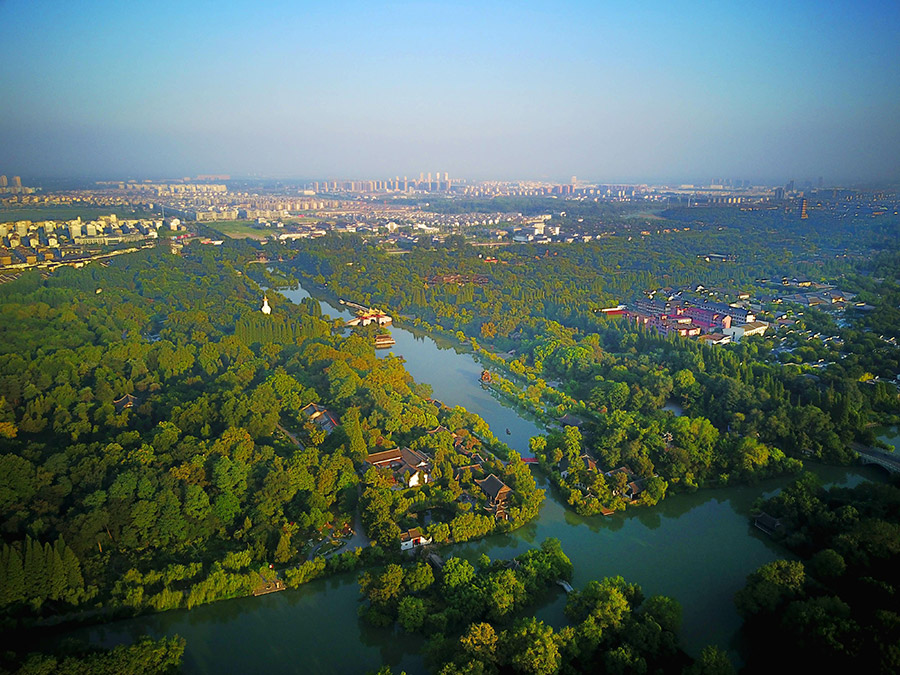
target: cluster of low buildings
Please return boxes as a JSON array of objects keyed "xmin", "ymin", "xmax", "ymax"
[
  {"xmin": 295, "ymin": 399, "xmax": 515, "ymax": 550},
  {"xmin": 179, "ymin": 198, "xmax": 341, "ymax": 222},
  {"xmin": 426, "ymin": 273, "xmax": 490, "ymax": 286},
  {"xmin": 758, "ymin": 280, "xmax": 866, "ymax": 313},
  {"xmin": 557, "ymin": 450, "xmax": 655, "ymax": 516},
  {"xmin": 0, "ymin": 214, "xmax": 172, "ymax": 269},
  {"xmin": 300, "ymin": 403, "xmax": 340, "ymax": 435},
  {"xmin": 606, "ymin": 297, "xmax": 769, "ymax": 344},
  {"xmin": 364, "ymin": 426, "xmax": 514, "ymax": 527},
  {"xmin": 366, "ymin": 446, "xmax": 433, "ymax": 488},
  {"xmin": 4, "ymin": 180, "xmax": 344, "ymax": 224},
  {"xmin": 263, "ymin": 211, "xmax": 565, "ymax": 244}
]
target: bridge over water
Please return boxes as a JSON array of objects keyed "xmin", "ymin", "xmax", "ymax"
[{"xmin": 856, "ymin": 447, "xmax": 900, "ymax": 474}]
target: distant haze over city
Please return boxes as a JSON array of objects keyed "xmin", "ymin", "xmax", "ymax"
[{"xmin": 1, "ymin": 0, "xmax": 898, "ymax": 184}]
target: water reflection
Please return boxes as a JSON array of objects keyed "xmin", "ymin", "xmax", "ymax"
[{"xmin": 47, "ymin": 281, "xmax": 892, "ymax": 673}]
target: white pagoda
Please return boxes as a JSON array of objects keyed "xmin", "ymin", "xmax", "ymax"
[{"xmin": 261, "ymin": 295, "xmax": 271, "ymax": 315}]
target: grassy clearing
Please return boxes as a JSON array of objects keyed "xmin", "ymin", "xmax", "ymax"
[
  {"xmin": 205, "ymin": 220, "xmax": 270, "ymax": 239},
  {"xmin": 623, "ymin": 210, "xmax": 667, "ymax": 220}
]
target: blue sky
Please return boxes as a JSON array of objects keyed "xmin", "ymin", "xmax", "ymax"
[{"xmin": 1, "ymin": 0, "xmax": 898, "ymax": 183}]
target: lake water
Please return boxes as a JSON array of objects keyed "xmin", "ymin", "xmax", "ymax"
[
  {"xmin": 276, "ymin": 285, "xmax": 546, "ymax": 455},
  {"xmin": 56, "ymin": 283, "xmax": 889, "ymax": 674},
  {"xmin": 873, "ymin": 425, "xmax": 900, "ymax": 452},
  {"xmin": 662, "ymin": 400, "xmax": 686, "ymax": 417}
]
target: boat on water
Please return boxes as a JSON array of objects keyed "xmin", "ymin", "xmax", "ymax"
[{"xmin": 374, "ymin": 334, "xmax": 396, "ymax": 349}]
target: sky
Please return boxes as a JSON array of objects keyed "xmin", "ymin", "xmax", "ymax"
[{"xmin": 1, "ymin": 0, "xmax": 899, "ymax": 184}]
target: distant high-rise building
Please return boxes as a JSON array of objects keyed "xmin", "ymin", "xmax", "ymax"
[
  {"xmin": 800, "ymin": 198, "xmax": 808, "ymax": 219},
  {"xmin": 786, "ymin": 180, "xmax": 794, "ymax": 193},
  {"xmin": 773, "ymin": 187, "xmax": 785, "ymax": 201},
  {"xmin": 0, "ymin": 175, "xmax": 7, "ymax": 187},
  {"xmin": 13, "ymin": 176, "xmax": 22, "ymax": 188},
  {"xmin": 818, "ymin": 176, "xmax": 824, "ymax": 188}
]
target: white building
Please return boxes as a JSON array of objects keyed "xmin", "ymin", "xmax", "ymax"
[
  {"xmin": 724, "ymin": 321, "xmax": 768, "ymax": 342},
  {"xmin": 399, "ymin": 528, "xmax": 432, "ymax": 551}
]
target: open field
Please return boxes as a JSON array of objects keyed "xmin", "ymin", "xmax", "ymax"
[
  {"xmin": 204, "ymin": 220, "xmax": 269, "ymax": 239},
  {"xmin": 623, "ymin": 210, "xmax": 667, "ymax": 220}
]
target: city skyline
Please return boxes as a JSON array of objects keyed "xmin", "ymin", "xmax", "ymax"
[
  {"xmin": 1, "ymin": 0, "xmax": 899, "ymax": 184},
  {"xmin": 0, "ymin": 171, "xmax": 848, "ymax": 192}
]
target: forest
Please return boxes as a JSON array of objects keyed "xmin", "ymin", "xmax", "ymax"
[
  {"xmin": 363, "ymin": 539, "xmax": 731, "ymax": 675},
  {"xmin": 525, "ymin": 323, "xmax": 891, "ymax": 515},
  {"xmin": 3, "ymin": 636, "xmax": 184, "ymax": 675},
  {"xmin": 2, "ymin": 200, "xmax": 899, "ymax": 672},
  {"xmin": 0, "ymin": 240, "xmax": 540, "ymax": 672},
  {"xmin": 736, "ymin": 473, "xmax": 900, "ymax": 672},
  {"xmin": 267, "ymin": 205, "xmax": 899, "ymax": 671},
  {"xmin": 279, "ymin": 207, "xmax": 900, "ymax": 517},
  {"xmin": 283, "ymin": 204, "xmax": 900, "ymax": 348}
]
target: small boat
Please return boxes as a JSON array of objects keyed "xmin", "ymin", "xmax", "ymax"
[
  {"xmin": 506, "ymin": 428, "xmax": 511, "ymax": 435},
  {"xmin": 374, "ymin": 334, "xmax": 396, "ymax": 349}
]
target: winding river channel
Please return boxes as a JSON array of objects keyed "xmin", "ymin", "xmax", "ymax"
[{"xmin": 58, "ymin": 284, "xmax": 891, "ymax": 674}]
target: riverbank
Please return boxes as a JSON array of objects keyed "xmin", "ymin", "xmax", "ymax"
[
  {"xmin": 40, "ymin": 276, "xmax": 889, "ymax": 675},
  {"xmin": 42, "ymin": 460, "xmax": 886, "ymax": 675}
]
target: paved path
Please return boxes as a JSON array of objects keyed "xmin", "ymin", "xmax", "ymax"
[{"xmin": 307, "ymin": 489, "xmax": 370, "ymax": 560}]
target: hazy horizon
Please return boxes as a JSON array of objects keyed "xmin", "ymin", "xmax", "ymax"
[{"xmin": 2, "ymin": 0, "xmax": 899, "ymax": 185}]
